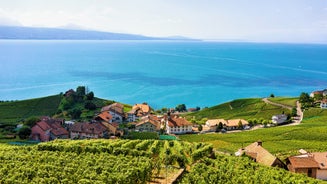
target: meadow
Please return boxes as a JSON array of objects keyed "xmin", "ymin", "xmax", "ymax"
[
  {"xmin": 184, "ymin": 98, "xmax": 290, "ymax": 122},
  {"xmin": 180, "ymin": 108, "xmax": 327, "ymax": 160}
]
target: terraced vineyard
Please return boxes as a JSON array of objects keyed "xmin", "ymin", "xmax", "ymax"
[{"xmin": 0, "ymin": 139, "xmax": 324, "ymax": 183}]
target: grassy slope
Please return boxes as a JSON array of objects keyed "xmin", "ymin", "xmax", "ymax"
[
  {"xmin": 268, "ymin": 97, "xmax": 298, "ymax": 107},
  {"xmin": 0, "ymin": 95, "xmax": 62, "ymax": 125},
  {"xmin": 185, "ymin": 98, "xmax": 290, "ymax": 121},
  {"xmin": 180, "ymin": 108, "xmax": 327, "ymax": 160}
]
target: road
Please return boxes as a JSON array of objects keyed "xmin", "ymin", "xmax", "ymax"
[{"xmin": 262, "ymin": 98, "xmax": 303, "ymax": 126}]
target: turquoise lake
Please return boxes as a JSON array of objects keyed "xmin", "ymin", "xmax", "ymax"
[{"xmin": 1, "ymin": 40, "xmax": 327, "ymax": 109}]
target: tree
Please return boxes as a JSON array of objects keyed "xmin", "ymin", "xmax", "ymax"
[
  {"xmin": 18, "ymin": 126, "xmax": 31, "ymax": 139},
  {"xmin": 69, "ymin": 108, "xmax": 82, "ymax": 119},
  {"xmin": 86, "ymin": 91, "xmax": 94, "ymax": 100},
  {"xmin": 85, "ymin": 102, "xmax": 97, "ymax": 110},
  {"xmin": 24, "ymin": 116, "xmax": 40, "ymax": 127},
  {"xmin": 291, "ymin": 107, "xmax": 297, "ymax": 117},
  {"xmin": 238, "ymin": 120, "xmax": 243, "ymax": 129},
  {"xmin": 198, "ymin": 124, "xmax": 203, "ymax": 132},
  {"xmin": 175, "ymin": 104, "xmax": 186, "ymax": 112},
  {"xmin": 270, "ymin": 94, "xmax": 275, "ymax": 98},
  {"xmin": 216, "ymin": 122, "xmax": 223, "ymax": 132}
]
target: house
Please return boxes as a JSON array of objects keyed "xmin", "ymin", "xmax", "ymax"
[
  {"xmin": 224, "ymin": 119, "xmax": 249, "ymax": 130},
  {"xmin": 235, "ymin": 141, "xmax": 285, "ymax": 168},
  {"xmin": 70, "ymin": 122, "xmax": 108, "ymax": 139},
  {"xmin": 310, "ymin": 91, "xmax": 324, "ymax": 98},
  {"xmin": 287, "ymin": 152, "xmax": 327, "ymax": 180},
  {"xmin": 320, "ymin": 100, "xmax": 327, "ymax": 109},
  {"xmin": 127, "ymin": 103, "xmax": 152, "ymax": 122},
  {"xmin": 31, "ymin": 117, "xmax": 69, "ymax": 142},
  {"xmin": 205, "ymin": 119, "xmax": 227, "ymax": 132},
  {"xmin": 135, "ymin": 115, "xmax": 161, "ymax": 132},
  {"xmin": 272, "ymin": 114, "xmax": 288, "ymax": 124},
  {"xmin": 95, "ymin": 111, "xmax": 113, "ymax": 123},
  {"xmin": 165, "ymin": 115, "xmax": 193, "ymax": 134},
  {"xmin": 101, "ymin": 103, "xmax": 125, "ymax": 123}
]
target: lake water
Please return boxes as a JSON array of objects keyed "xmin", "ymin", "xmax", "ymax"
[{"xmin": 1, "ymin": 40, "xmax": 327, "ymax": 109}]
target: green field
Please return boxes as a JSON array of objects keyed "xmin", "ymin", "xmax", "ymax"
[
  {"xmin": 0, "ymin": 95, "xmax": 62, "ymax": 125},
  {"xmin": 268, "ymin": 97, "xmax": 298, "ymax": 107},
  {"xmin": 185, "ymin": 98, "xmax": 290, "ymax": 121},
  {"xmin": 0, "ymin": 139, "xmax": 322, "ymax": 183},
  {"xmin": 180, "ymin": 108, "xmax": 327, "ymax": 160}
]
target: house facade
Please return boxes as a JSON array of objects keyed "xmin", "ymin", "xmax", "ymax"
[
  {"xmin": 101, "ymin": 103, "xmax": 125, "ymax": 123},
  {"xmin": 70, "ymin": 122, "xmax": 108, "ymax": 139},
  {"xmin": 31, "ymin": 117, "xmax": 69, "ymax": 142},
  {"xmin": 320, "ymin": 100, "xmax": 327, "ymax": 109},
  {"xmin": 165, "ymin": 115, "xmax": 193, "ymax": 134},
  {"xmin": 272, "ymin": 114, "xmax": 288, "ymax": 124},
  {"xmin": 127, "ymin": 103, "xmax": 152, "ymax": 122},
  {"xmin": 287, "ymin": 152, "xmax": 327, "ymax": 180},
  {"xmin": 205, "ymin": 119, "xmax": 227, "ymax": 132},
  {"xmin": 236, "ymin": 141, "xmax": 286, "ymax": 168},
  {"xmin": 224, "ymin": 119, "xmax": 249, "ymax": 130}
]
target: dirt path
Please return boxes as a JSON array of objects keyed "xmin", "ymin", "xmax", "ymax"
[{"xmin": 262, "ymin": 98, "xmax": 303, "ymax": 125}]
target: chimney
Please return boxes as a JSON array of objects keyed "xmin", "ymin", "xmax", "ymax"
[{"xmin": 257, "ymin": 140, "xmax": 262, "ymax": 146}]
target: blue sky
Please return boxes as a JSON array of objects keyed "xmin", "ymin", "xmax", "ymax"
[{"xmin": 0, "ymin": 0, "xmax": 326, "ymax": 42}]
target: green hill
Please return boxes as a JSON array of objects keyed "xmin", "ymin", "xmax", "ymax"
[
  {"xmin": 185, "ymin": 98, "xmax": 290, "ymax": 121},
  {"xmin": 180, "ymin": 108, "xmax": 327, "ymax": 160},
  {"xmin": 0, "ymin": 95, "xmax": 62, "ymax": 125}
]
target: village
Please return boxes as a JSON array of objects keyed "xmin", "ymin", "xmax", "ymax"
[{"xmin": 23, "ymin": 88, "xmax": 327, "ymax": 181}]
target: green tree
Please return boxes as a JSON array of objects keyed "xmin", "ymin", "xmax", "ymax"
[
  {"xmin": 198, "ymin": 124, "xmax": 203, "ymax": 131},
  {"xmin": 69, "ymin": 108, "xmax": 82, "ymax": 119},
  {"xmin": 216, "ymin": 122, "xmax": 223, "ymax": 132},
  {"xmin": 18, "ymin": 126, "xmax": 31, "ymax": 139},
  {"xmin": 270, "ymin": 94, "xmax": 275, "ymax": 98},
  {"xmin": 238, "ymin": 120, "xmax": 243, "ymax": 129},
  {"xmin": 299, "ymin": 92, "xmax": 313, "ymax": 106},
  {"xmin": 86, "ymin": 91, "xmax": 94, "ymax": 100},
  {"xmin": 175, "ymin": 104, "xmax": 186, "ymax": 112},
  {"xmin": 291, "ymin": 107, "xmax": 297, "ymax": 117},
  {"xmin": 24, "ymin": 116, "xmax": 40, "ymax": 127},
  {"xmin": 85, "ymin": 102, "xmax": 96, "ymax": 110}
]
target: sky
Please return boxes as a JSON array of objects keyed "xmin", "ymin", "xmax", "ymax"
[{"xmin": 0, "ymin": 0, "xmax": 327, "ymax": 43}]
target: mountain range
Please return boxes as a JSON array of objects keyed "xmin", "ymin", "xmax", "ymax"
[{"xmin": 0, "ymin": 26, "xmax": 198, "ymax": 40}]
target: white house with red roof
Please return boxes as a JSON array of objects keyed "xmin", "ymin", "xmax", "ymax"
[{"xmin": 164, "ymin": 114, "xmax": 193, "ymax": 134}]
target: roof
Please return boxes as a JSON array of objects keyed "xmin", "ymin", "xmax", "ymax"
[
  {"xmin": 35, "ymin": 119, "xmax": 68, "ymax": 136},
  {"xmin": 96, "ymin": 111, "xmax": 113, "ymax": 122},
  {"xmin": 312, "ymin": 152, "xmax": 327, "ymax": 169},
  {"xmin": 166, "ymin": 116, "xmax": 193, "ymax": 127},
  {"xmin": 136, "ymin": 116, "xmax": 160, "ymax": 129},
  {"xmin": 225, "ymin": 119, "xmax": 249, "ymax": 127},
  {"xmin": 132, "ymin": 103, "xmax": 151, "ymax": 116},
  {"xmin": 273, "ymin": 114, "xmax": 287, "ymax": 118},
  {"xmin": 243, "ymin": 142, "xmax": 277, "ymax": 166},
  {"xmin": 288, "ymin": 156, "xmax": 319, "ymax": 169},
  {"xmin": 206, "ymin": 119, "xmax": 227, "ymax": 127},
  {"xmin": 101, "ymin": 103, "xmax": 125, "ymax": 116},
  {"xmin": 70, "ymin": 122, "xmax": 107, "ymax": 134}
]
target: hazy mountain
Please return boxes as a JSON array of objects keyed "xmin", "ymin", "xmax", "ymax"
[{"xmin": 0, "ymin": 26, "xmax": 199, "ymax": 40}]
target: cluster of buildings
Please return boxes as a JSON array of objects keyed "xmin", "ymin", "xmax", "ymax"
[
  {"xmin": 203, "ymin": 119, "xmax": 249, "ymax": 132},
  {"xmin": 310, "ymin": 89, "xmax": 327, "ymax": 109},
  {"xmin": 236, "ymin": 141, "xmax": 327, "ymax": 180},
  {"xmin": 30, "ymin": 102, "xmax": 194, "ymax": 142}
]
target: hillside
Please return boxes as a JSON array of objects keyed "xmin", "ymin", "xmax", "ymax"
[
  {"xmin": 0, "ymin": 95, "xmax": 62, "ymax": 125},
  {"xmin": 180, "ymin": 108, "xmax": 327, "ymax": 159},
  {"xmin": 0, "ymin": 139, "xmax": 322, "ymax": 183},
  {"xmin": 185, "ymin": 98, "xmax": 290, "ymax": 121}
]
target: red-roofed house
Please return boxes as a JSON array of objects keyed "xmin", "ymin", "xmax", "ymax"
[
  {"xmin": 101, "ymin": 103, "xmax": 125, "ymax": 123},
  {"xmin": 127, "ymin": 103, "xmax": 152, "ymax": 122},
  {"xmin": 236, "ymin": 141, "xmax": 285, "ymax": 168},
  {"xmin": 287, "ymin": 152, "xmax": 327, "ymax": 180},
  {"xmin": 135, "ymin": 115, "xmax": 161, "ymax": 132},
  {"xmin": 165, "ymin": 115, "xmax": 193, "ymax": 134},
  {"xmin": 70, "ymin": 122, "xmax": 108, "ymax": 139},
  {"xmin": 31, "ymin": 118, "xmax": 69, "ymax": 142}
]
